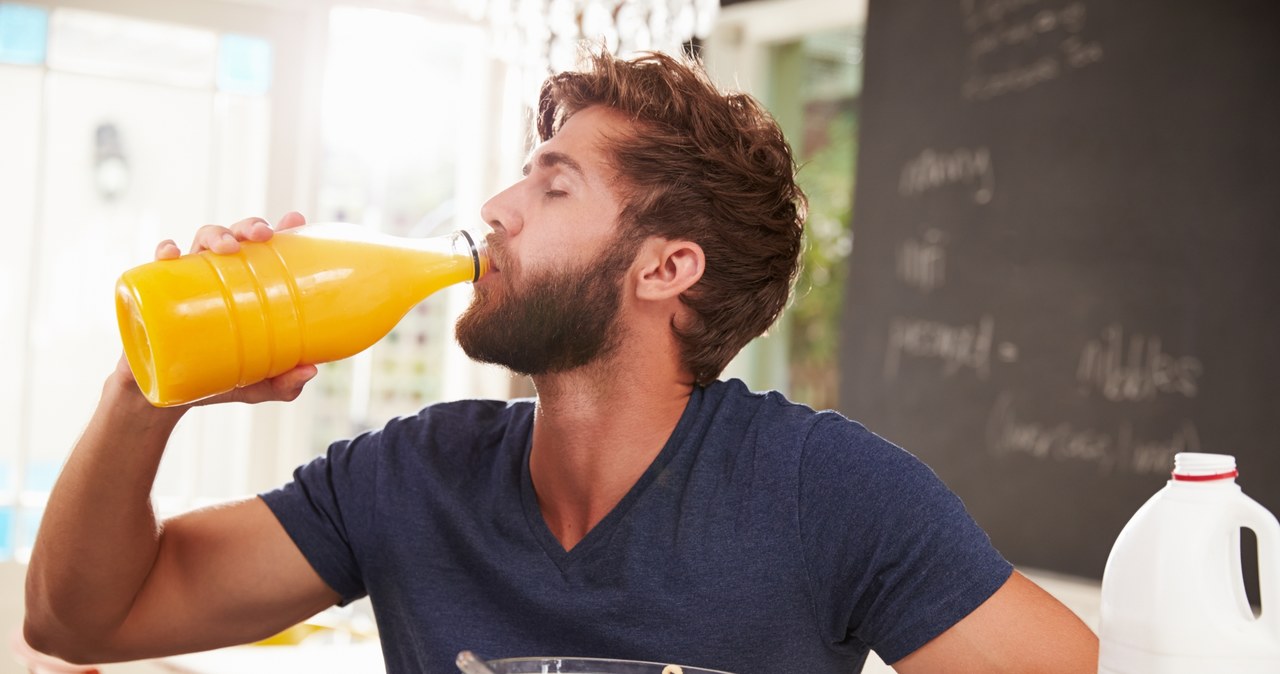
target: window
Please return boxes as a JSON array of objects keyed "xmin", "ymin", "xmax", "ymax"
[
  {"xmin": 705, "ymin": 0, "xmax": 865, "ymax": 410},
  {"xmin": 768, "ymin": 31, "xmax": 861, "ymax": 410},
  {"xmin": 0, "ymin": 3, "xmax": 277, "ymax": 559}
]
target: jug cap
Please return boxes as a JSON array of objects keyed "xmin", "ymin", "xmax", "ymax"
[{"xmin": 1172, "ymin": 452, "xmax": 1237, "ymax": 481}]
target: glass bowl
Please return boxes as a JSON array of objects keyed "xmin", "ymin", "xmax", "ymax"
[{"xmin": 466, "ymin": 655, "xmax": 734, "ymax": 674}]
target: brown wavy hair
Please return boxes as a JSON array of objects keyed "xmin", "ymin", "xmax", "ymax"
[{"xmin": 537, "ymin": 49, "xmax": 808, "ymax": 386}]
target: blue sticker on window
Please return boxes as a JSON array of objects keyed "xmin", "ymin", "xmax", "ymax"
[
  {"xmin": 20, "ymin": 505, "xmax": 41, "ymax": 550},
  {"xmin": 24, "ymin": 458, "xmax": 59, "ymax": 494},
  {"xmin": 0, "ymin": 3, "xmax": 48, "ymax": 65},
  {"xmin": 0, "ymin": 506, "xmax": 12, "ymax": 559},
  {"xmin": 218, "ymin": 33, "xmax": 272, "ymax": 94}
]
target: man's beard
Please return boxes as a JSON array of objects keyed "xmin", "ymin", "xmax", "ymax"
[{"xmin": 455, "ymin": 232, "xmax": 640, "ymax": 377}]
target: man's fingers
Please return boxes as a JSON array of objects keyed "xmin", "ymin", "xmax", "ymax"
[
  {"xmin": 154, "ymin": 239, "xmax": 181, "ymax": 261},
  {"xmin": 274, "ymin": 364, "xmax": 318, "ymax": 401},
  {"xmin": 188, "ymin": 217, "xmax": 274, "ymax": 255},
  {"xmin": 176, "ymin": 215, "xmax": 302, "ymax": 257},
  {"xmin": 197, "ymin": 364, "xmax": 318, "ymax": 406},
  {"xmin": 275, "ymin": 211, "xmax": 307, "ymax": 232},
  {"xmin": 189, "ymin": 224, "xmax": 238, "ymax": 255},
  {"xmin": 228, "ymin": 217, "xmax": 274, "ymax": 243},
  {"xmin": 247, "ymin": 365, "xmax": 316, "ymax": 404}
]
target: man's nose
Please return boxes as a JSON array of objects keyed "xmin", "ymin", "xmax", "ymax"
[{"xmin": 480, "ymin": 183, "xmax": 523, "ymax": 237}]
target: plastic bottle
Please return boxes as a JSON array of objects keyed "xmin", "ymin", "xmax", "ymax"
[
  {"xmin": 115, "ymin": 222, "xmax": 488, "ymax": 407},
  {"xmin": 1098, "ymin": 452, "xmax": 1280, "ymax": 673}
]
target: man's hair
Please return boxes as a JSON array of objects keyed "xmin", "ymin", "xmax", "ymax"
[{"xmin": 537, "ymin": 49, "xmax": 808, "ymax": 386}]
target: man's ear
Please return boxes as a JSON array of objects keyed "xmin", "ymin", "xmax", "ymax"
[{"xmin": 635, "ymin": 238, "xmax": 704, "ymax": 301}]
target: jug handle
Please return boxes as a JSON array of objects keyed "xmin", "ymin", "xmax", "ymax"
[{"xmin": 1238, "ymin": 498, "xmax": 1280, "ymax": 640}]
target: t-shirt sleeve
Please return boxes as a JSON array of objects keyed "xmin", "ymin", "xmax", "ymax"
[
  {"xmin": 797, "ymin": 414, "xmax": 1013, "ymax": 664},
  {"xmin": 259, "ymin": 431, "xmax": 381, "ymax": 605}
]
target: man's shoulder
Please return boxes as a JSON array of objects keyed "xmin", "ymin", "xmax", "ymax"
[
  {"xmin": 705, "ymin": 379, "xmax": 884, "ymax": 450},
  {"xmin": 706, "ymin": 379, "xmax": 931, "ymax": 489}
]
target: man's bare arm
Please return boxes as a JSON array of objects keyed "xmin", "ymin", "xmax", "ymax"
[
  {"xmin": 23, "ymin": 357, "xmax": 336, "ymax": 663},
  {"xmin": 891, "ymin": 570, "xmax": 1098, "ymax": 674},
  {"xmin": 25, "ymin": 214, "xmax": 339, "ymax": 663}
]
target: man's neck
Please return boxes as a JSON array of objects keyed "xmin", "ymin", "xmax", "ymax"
[{"xmin": 527, "ymin": 358, "xmax": 694, "ymax": 552}]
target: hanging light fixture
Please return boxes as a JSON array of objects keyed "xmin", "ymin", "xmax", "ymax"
[{"xmin": 456, "ymin": 0, "xmax": 720, "ymax": 77}]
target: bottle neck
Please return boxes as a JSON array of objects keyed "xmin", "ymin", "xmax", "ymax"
[
  {"xmin": 1170, "ymin": 452, "xmax": 1238, "ymax": 485},
  {"xmin": 373, "ymin": 227, "xmax": 488, "ymax": 283},
  {"xmin": 456, "ymin": 230, "xmax": 488, "ymax": 282}
]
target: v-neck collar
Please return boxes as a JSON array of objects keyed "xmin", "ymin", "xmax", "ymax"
[{"xmin": 518, "ymin": 386, "xmax": 704, "ymax": 573}]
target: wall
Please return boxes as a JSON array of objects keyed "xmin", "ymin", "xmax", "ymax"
[{"xmin": 2, "ymin": 561, "xmax": 25, "ymax": 674}]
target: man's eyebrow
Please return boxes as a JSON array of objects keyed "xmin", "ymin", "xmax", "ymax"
[{"xmin": 522, "ymin": 150, "xmax": 585, "ymax": 178}]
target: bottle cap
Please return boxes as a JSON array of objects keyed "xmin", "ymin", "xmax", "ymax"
[{"xmin": 1172, "ymin": 452, "xmax": 1238, "ymax": 481}]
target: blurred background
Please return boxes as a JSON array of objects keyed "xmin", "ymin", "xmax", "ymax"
[{"xmin": 2, "ymin": 0, "xmax": 1277, "ymax": 672}]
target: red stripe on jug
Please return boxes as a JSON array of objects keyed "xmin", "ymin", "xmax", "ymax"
[{"xmin": 1171, "ymin": 469, "xmax": 1238, "ymax": 481}]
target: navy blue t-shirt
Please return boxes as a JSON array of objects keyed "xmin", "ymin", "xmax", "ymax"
[{"xmin": 260, "ymin": 378, "xmax": 1011, "ymax": 673}]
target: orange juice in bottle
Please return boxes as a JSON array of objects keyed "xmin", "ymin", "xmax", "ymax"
[{"xmin": 115, "ymin": 223, "xmax": 488, "ymax": 407}]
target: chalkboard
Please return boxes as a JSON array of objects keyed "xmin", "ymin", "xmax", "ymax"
[{"xmin": 839, "ymin": 0, "xmax": 1280, "ymax": 580}]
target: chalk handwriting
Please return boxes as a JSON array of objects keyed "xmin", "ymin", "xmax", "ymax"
[
  {"xmin": 1076, "ymin": 324, "xmax": 1203, "ymax": 401},
  {"xmin": 987, "ymin": 392, "xmax": 1114, "ymax": 471},
  {"xmin": 897, "ymin": 229, "xmax": 947, "ymax": 292},
  {"xmin": 987, "ymin": 392, "xmax": 1202, "ymax": 476},
  {"xmin": 960, "ymin": 1, "xmax": 1103, "ymax": 101},
  {"xmin": 899, "ymin": 147, "xmax": 995, "ymax": 204},
  {"xmin": 963, "ymin": 56, "xmax": 1061, "ymax": 100},
  {"xmin": 1061, "ymin": 34, "xmax": 1103, "ymax": 68},
  {"xmin": 965, "ymin": 2, "xmax": 1088, "ymax": 59},
  {"xmin": 961, "ymin": 0, "xmax": 1046, "ymax": 33},
  {"xmin": 884, "ymin": 314, "xmax": 994, "ymax": 381}
]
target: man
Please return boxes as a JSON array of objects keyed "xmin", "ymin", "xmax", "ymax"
[{"xmin": 25, "ymin": 51, "xmax": 1097, "ymax": 673}]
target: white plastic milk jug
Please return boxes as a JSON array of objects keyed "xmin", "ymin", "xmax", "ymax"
[{"xmin": 1098, "ymin": 452, "xmax": 1280, "ymax": 673}]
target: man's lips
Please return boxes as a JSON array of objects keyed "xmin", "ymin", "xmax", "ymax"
[
  {"xmin": 476, "ymin": 257, "xmax": 503, "ymax": 288},
  {"xmin": 483, "ymin": 235, "xmax": 506, "ymax": 274}
]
